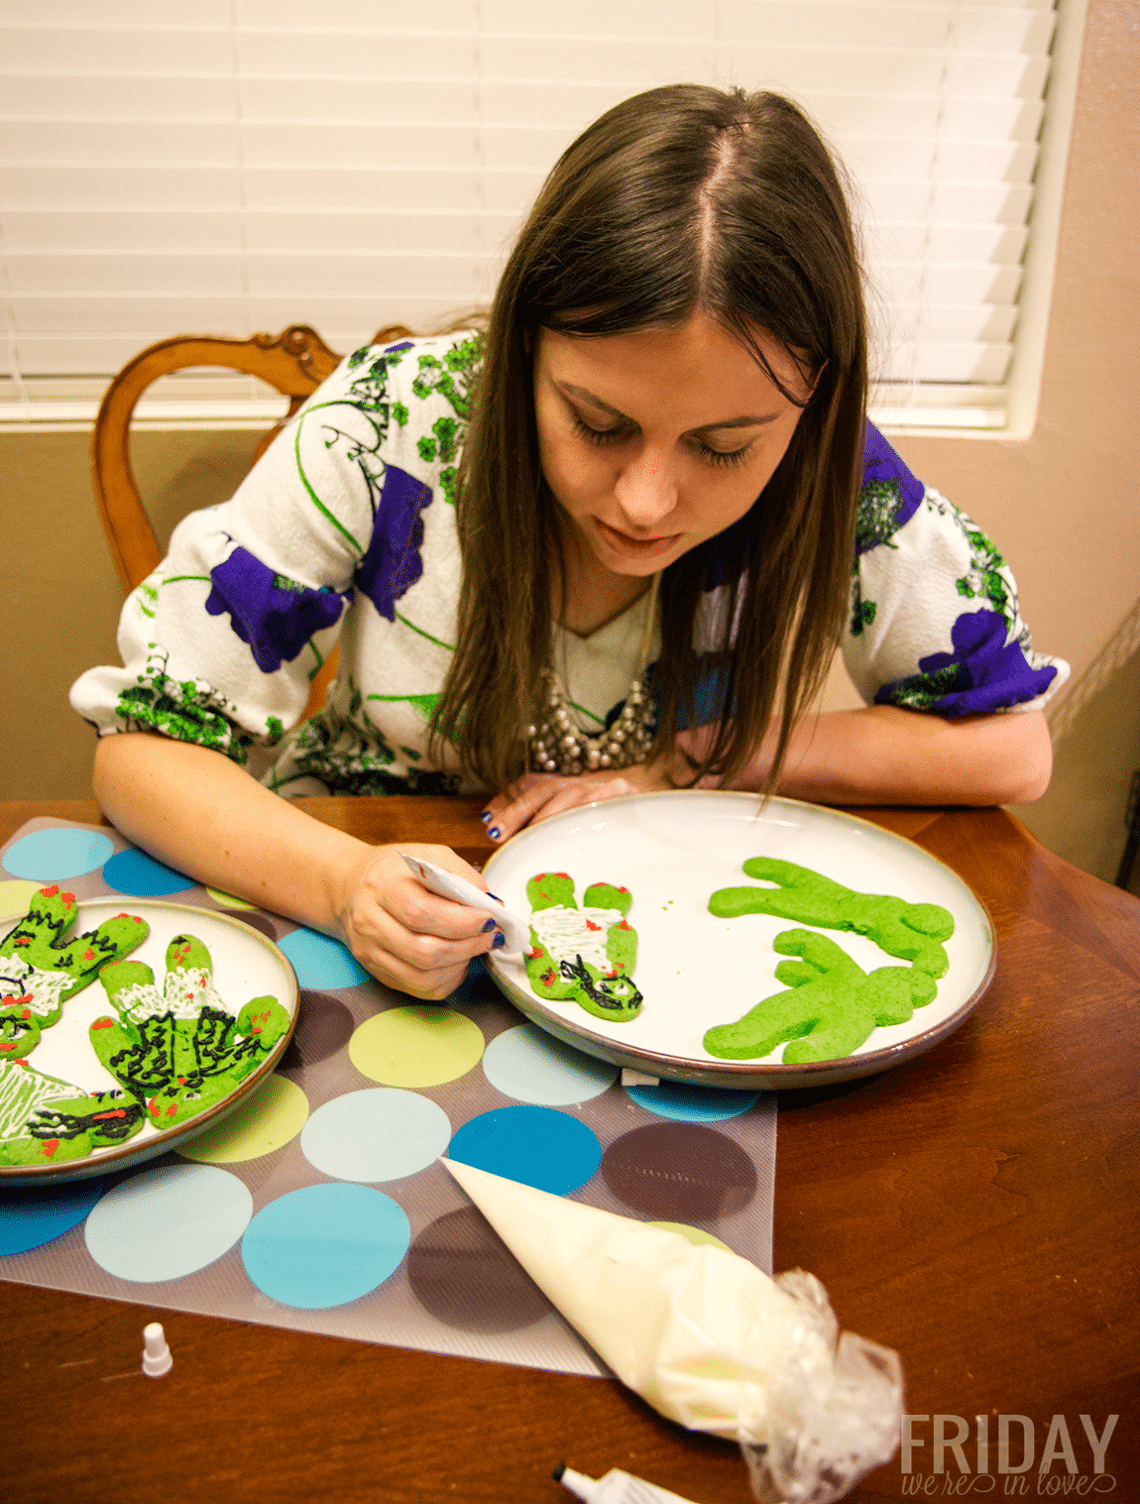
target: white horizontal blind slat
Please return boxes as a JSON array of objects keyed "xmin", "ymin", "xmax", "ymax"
[{"xmin": 0, "ymin": 0, "xmax": 1067, "ymax": 430}]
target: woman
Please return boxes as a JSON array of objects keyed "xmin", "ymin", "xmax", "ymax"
[{"xmin": 73, "ymin": 86, "xmax": 1066, "ymax": 1000}]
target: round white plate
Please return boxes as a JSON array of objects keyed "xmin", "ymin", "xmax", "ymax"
[
  {"xmin": 484, "ymin": 791, "xmax": 995, "ymax": 1090},
  {"xmin": 1, "ymin": 899, "xmax": 299, "ymax": 1184}
]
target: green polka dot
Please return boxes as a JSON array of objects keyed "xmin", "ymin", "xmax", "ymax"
[
  {"xmin": 349, "ymin": 1006, "xmax": 484, "ymax": 1087},
  {"xmin": 0, "ymin": 880, "xmax": 43, "ymax": 920},
  {"xmin": 178, "ymin": 1075, "xmax": 310, "ymax": 1163},
  {"xmin": 206, "ymin": 886, "xmax": 258, "ymax": 910},
  {"xmin": 649, "ymin": 1222, "xmax": 732, "ymax": 1251}
]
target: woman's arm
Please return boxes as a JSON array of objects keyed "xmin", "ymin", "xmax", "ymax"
[
  {"xmin": 480, "ymin": 704, "xmax": 1053, "ymax": 840},
  {"xmin": 704, "ymin": 703, "xmax": 1053, "ymax": 806},
  {"xmin": 93, "ymin": 732, "xmax": 500, "ymax": 999}
]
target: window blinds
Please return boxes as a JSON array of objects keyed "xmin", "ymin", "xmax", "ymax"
[{"xmin": 0, "ymin": 0, "xmax": 1084, "ymax": 433}]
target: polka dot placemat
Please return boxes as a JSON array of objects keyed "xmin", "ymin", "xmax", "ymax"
[{"xmin": 0, "ymin": 816, "xmax": 776, "ymax": 1376}]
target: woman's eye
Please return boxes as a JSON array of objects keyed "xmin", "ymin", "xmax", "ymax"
[
  {"xmin": 693, "ymin": 438, "xmax": 753, "ymax": 468},
  {"xmin": 570, "ymin": 412, "xmax": 629, "ymax": 446}
]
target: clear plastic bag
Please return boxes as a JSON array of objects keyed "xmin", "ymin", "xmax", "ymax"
[{"xmin": 739, "ymin": 1270, "xmax": 904, "ymax": 1504}]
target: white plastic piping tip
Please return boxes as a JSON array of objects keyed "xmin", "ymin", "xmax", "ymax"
[
  {"xmin": 142, "ymin": 1321, "xmax": 173, "ymax": 1377},
  {"xmin": 398, "ymin": 851, "xmax": 530, "ymax": 952}
]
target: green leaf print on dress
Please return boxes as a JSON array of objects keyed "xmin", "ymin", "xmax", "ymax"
[
  {"xmin": 116, "ymin": 646, "xmax": 255, "ymax": 764},
  {"xmin": 523, "ymin": 873, "xmax": 642, "ymax": 1023}
]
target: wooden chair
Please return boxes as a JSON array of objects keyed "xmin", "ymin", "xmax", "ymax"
[{"xmin": 91, "ymin": 322, "xmax": 411, "ymax": 719}]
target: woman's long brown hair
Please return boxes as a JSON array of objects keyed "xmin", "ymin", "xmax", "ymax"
[{"xmin": 432, "ymin": 85, "xmax": 868, "ymax": 794}]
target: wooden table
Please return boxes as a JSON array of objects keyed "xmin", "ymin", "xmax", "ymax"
[{"xmin": 3, "ymin": 799, "xmax": 1137, "ymax": 1503}]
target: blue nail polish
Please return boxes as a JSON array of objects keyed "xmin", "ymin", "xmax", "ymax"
[
  {"xmin": 487, "ymin": 892, "xmax": 503, "ymax": 902},
  {"xmin": 480, "ymin": 809, "xmax": 493, "ymax": 823},
  {"xmin": 492, "ymin": 931, "xmax": 506, "ymax": 949},
  {"xmin": 482, "ymin": 917, "xmax": 496, "ymax": 932},
  {"xmin": 488, "ymin": 826, "xmax": 501, "ymax": 841}
]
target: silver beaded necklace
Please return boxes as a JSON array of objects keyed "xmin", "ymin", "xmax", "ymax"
[{"xmin": 527, "ymin": 573, "xmax": 661, "ymax": 777}]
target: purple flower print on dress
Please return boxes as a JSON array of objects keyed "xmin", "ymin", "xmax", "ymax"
[
  {"xmin": 354, "ymin": 463, "xmax": 433, "ymax": 620},
  {"xmin": 205, "ymin": 547, "xmax": 348, "ymax": 674},
  {"xmin": 874, "ymin": 608, "xmax": 1058, "ymax": 716},
  {"xmin": 855, "ymin": 424, "xmax": 926, "ymax": 555}
]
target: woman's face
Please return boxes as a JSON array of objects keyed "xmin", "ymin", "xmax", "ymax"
[{"xmin": 533, "ymin": 311, "xmax": 814, "ymax": 580}]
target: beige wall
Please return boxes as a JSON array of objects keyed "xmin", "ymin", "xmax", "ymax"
[{"xmin": 3, "ymin": 0, "xmax": 1137, "ymax": 887}]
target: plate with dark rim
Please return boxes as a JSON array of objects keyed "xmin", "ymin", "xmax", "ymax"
[
  {"xmin": 484, "ymin": 790, "xmax": 995, "ymax": 1090},
  {"xmin": 1, "ymin": 899, "xmax": 299, "ymax": 1185}
]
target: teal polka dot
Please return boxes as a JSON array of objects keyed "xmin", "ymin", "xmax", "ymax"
[
  {"xmin": 0, "ymin": 1179, "xmax": 105, "ymax": 1256},
  {"xmin": 278, "ymin": 928, "xmax": 369, "ymax": 989},
  {"xmin": 102, "ymin": 847, "xmax": 195, "ymax": 897},
  {"xmin": 448, "ymin": 1105, "xmax": 601, "ymax": 1195},
  {"xmin": 242, "ymin": 1184, "xmax": 410, "ymax": 1309},
  {"xmin": 623, "ymin": 1080, "xmax": 763, "ymax": 1122},
  {"xmin": 3, "ymin": 828, "xmax": 115, "ymax": 881}
]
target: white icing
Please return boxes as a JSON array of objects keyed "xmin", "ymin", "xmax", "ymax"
[
  {"xmin": 0, "ymin": 1062, "xmax": 77, "ymax": 1138},
  {"xmin": 529, "ymin": 906, "xmax": 625, "ymax": 973},
  {"xmin": 0, "ymin": 958, "xmax": 73, "ymax": 1018},
  {"xmin": 115, "ymin": 969, "xmax": 225, "ymax": 1023}
]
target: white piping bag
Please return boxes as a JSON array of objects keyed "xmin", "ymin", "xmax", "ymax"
[{"xmin": 442, "ymin": 1158, "xmax": 903, "ymax": 1504}]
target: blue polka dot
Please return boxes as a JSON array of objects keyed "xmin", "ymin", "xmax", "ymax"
[
  {"xmin": 448, "ymin": 1105, "xmax": 601, "ymax": 1195},
  {"xmin": 623, "ymin": 1080, "xmax": 763, "ymax": 1122},
  {"xmin": 102, "ymin": 847, "xmax": 196, "ymax": 897},
  {"xmin": 0, "ymin": 1178, "xmax": 105, "ymax": 1256},
  {"xmin": 242, "ymin": 1183, "xmax": 410, "ymax": 1309},
  {"xmin": 85, "ymin": 1163, "xmax": 253, "ymax": 1282},
  {"xmin": 483, "ymin": 1024, "xmax": 617, "ymax": 1106},
  {"xmin": 278, "ymin": 928, "xmax": 370, "ymax": 989},
  {"xmin": 300, "ymin": 1089, "xmax": 452, "ymax": 1182},
  {"xmin": 3, "ymin": 828, "xmax": 115, "ymax": 881}
]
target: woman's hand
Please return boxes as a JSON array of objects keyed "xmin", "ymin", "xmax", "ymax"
[
  {"xmin": 332, "ymin": 842, "xmax": 504, "ymax": 1000},
  {"xmin": 481, "ymin": 763, "xmax": 675, "ymax": 843}
]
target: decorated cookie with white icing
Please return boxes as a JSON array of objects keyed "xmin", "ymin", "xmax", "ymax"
[
  {"xmin": 523, "ymin": 873, "xmax": 642, "ymax": 1023},
  {"xmin": 0, "ymin": 886, "xmax": 150, "ymax": 1061},
  {"xmin": 91, "ymin": 932, "xmax": 290, "ymax": 1130}
]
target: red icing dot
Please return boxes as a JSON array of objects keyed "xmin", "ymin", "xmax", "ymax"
[
  {"xmin": 13, "ymin": 937, "xmax": 30, "ymax": 947},
  {"xmin": 553, "ymin": 871, "xmax": 570, "ymax": 879},
  {"xmin": 92, "ymin": 1018, "xmax": 114, "ymax": 1029},
  {"xmin": 42, "ymin": 1139, "xmax": 60, "ymax": 1157},
  {"xmin": 148, "ymin": 1101, "xmax": 161, "ymax": 1118},
  {"xmin": 83, "ymin": 949, "xmax": 95, "ymax": 961},
  {"xmin": 165, "ymin": 1104, "xmax": 178, "ymax": 1117},
  {"xmin": 0, "ymin": 1044, "xmax": 15, "ymax": 1054},
  {"xmin": 42, "ymin": 885, "xmax": 59, "ymax": 898},
  {"xmin": 541, "ymin": 969, "xmax": 557, "ymax": 987},
  {"xmin": 93, "ymin": 1109, "xmax": 126, "ymax": 1121},
  {"xmin": 585, "ymin": 920, "xmax": 601, "ymax": 932},
  {"xmin": 62, "ymin": 893, "xmax": 75, "ymax": 905},
  {"xmin": 618, "ymin": 920, "xmax": 631, "ymax": 930}
]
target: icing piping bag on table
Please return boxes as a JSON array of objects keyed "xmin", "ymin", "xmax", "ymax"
[
  {"xmin": 398, "ymin": 851, "xmax": 530, "ymax": 952},
  {"xmin": 442, "ymin": 1158, "xmax": 903, "ymax": 1504}
]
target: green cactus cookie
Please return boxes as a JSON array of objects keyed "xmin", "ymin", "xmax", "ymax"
[
  {"xmin": 0, "ymin": 886, "xmax": 150, "ymax": 1059},
  {"xmin": 708, "ymin": 857, "xmax": 954, "ymax": 977},
  {"xmin": 0, "ymin": 1059, "xmax": 145, "ymax": 1166},
  {"xmin": 524, "ymin": 872, "xmax": 642, "ymax": 1022},
  {"xmin": 703, "ymin": 929, "xmax": 938, "ymax": 1063},
  {"xmin": 91, "ymin": 932, "xmax": 290, "ymax": 1131}
]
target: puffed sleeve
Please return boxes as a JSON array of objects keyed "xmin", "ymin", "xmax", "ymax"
[
  {"xmin": 841, "ymin": 424, "xmax": 1070, "ymax": 715},
  {"xmin": 69, "ymin": 338, "xmax": 438, "ymax": 766}
]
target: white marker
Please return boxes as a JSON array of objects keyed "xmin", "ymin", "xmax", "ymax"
[
  {"xmin": 554, "ymin": 1465, "xmax": 701, "ymax": 1504},
  {"xmin": 142, "ymin": 1321, "xmax": 172, "ymax": 1377},
  {"xmin": 398, "ymin": 852, "xmax": 530, "ymax": 952}
]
